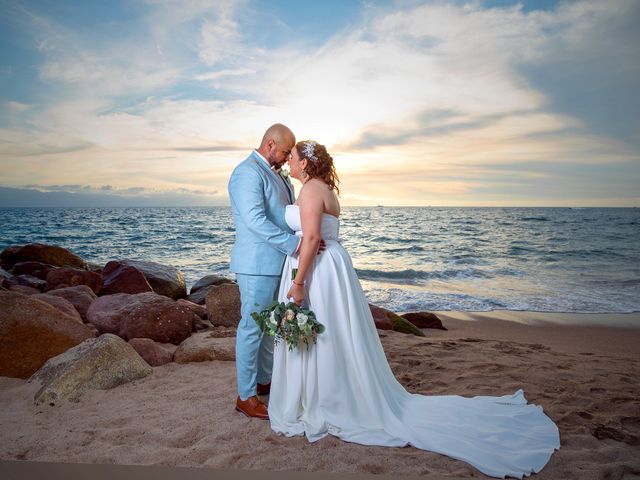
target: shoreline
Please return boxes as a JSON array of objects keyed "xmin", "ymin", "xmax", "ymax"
[{"xmin": 1, "ymin": 310, "xmax": 639, "ymax": 478}]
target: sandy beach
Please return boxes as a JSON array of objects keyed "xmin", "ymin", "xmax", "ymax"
[{"xmin": 1, "ymin": 311, "xmax": 639, "ymax": 479}]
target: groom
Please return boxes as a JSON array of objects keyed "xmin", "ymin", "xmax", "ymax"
[{"xmin": 228, "ymin": 123, "xmax": 300, "ymax": 419}]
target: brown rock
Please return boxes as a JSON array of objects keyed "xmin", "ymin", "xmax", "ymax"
[
  {"xmin": 11, "ymin": 261, "xmax": 54, "ymax": 279},
  {"xmin": 119, "ymin": 259, "xmax": 186, "ymax": 300},
  {"xmin": 87, "ymin": 292, "xmax": 194, "ymax": 344},
  {"xmin": 369, "ymin": 304, "xmax": 425, "ymax": 337},
  {"xmin": 190, "ymin": 274, "xmax": 235, "ymax": 294},
  {"xmin": 7, "ymin": 284, "xmax": 40, "ymax": 295},
  {"xmin": 177, "ymin": 298, "xmax": 207, "ymax": 319},
  {"xmin": 205, "ymin": 283, "xmax": 241, "ymax": 327},
  {"xmin": 128, "ymin": 338, "xmax": 176, "ymax": 366},
  {"xmin": 33, "ymin": 293, "xmax": 83, "ymax": 323},
  {"xmin": 100, "ymin": 261, "xmax": 153, "ymax": 295},
  {"xmin": 187, "ymin": 285, "xmax": 214, "ymax": 305},
  {"xmin": 174, "ymin": 333, "xmax": 235, "ymax": 363},
  {"xmin": 369, "ymin": 304, "xmax": 393, "ymax": 330},
  {"xmin": 193, "ymin": 317, "xmax": 214, "ymax": 332},
  {"xmin": 0, "ymin": 267, "xmax": 11, "ymax": 279},
  {"xmin": 0, "ymin": 243, "xmax": 87, "ymax": 271},
  {"xmin": 44, "ymin": 285, "xmax": 97, "ymax": 322},
  {"xmin": 0, "ymin": 290, "xmax": 95, "ymax": 379},
  {"xmin": 46, "ymin": 267, "xmax": 103, "ymax": 294},
  {"xmin": 401, "ymin": 312, "xmax": 447, "ymax": 330},
  {"xmin": 3, "ymin": 274, "xmax": 47, "ymax": 291}
]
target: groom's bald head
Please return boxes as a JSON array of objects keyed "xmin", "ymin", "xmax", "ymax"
[
  {"xmin": 259, "ymin": 123, "xmax": 295, "ymax": 149},
  {"xmin": 258, "ymin": 123, "xmax": 296, "ymax": 168}
]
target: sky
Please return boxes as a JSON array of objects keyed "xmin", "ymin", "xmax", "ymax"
[{"xmin": 0, "ymin": 0, "xmax": 639, "ymax": 207}]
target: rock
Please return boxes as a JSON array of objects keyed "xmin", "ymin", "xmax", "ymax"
[
  {"xmin": 0, "ymin": 243, "xmax": 87, "ymax": 271},
  {"xmin": 190, "ymin": 274, "xmax": 235, "ymax": 294},
  {"xmin": 119, "ymin": 259, "xmax": 186, "ymax": 300},
  {"xmin": 174, "ymin": 333, "xmax": 235, "ymax": 363},
  {"xmin": 401, "ymin": 312, "xmax": 447, "ymax": 330},
  {"xmin": 3, "ymin": 274, "xmax": 47, "ymax": 291},
  {"xmin": 209, "ymin": 325, "xmax": 237, "ymax": 338},
  {"xmin": 369, "ymin": 304, "xmax": 393, "ymax": 330},
  {"xmin": 87, "ymin": 292, "xmax": 194, "ymax": 344},
  {"xmin": 369, "ymin": 304, "xmax": 425, "ymax": 337},
  {"xmin": 11, "ymin": 261, "xmax": 54, "ymax": 279},
  {"xmin": 205, "ymin": 283, "xmax": 241, "ymax": 327},
  {"xmin": 33, "ymin": 293, "xmax": 83, "ymax": 323},
  {"xmin": 193, "ymin": 317, "xmax": 214, "ymax": 332},
  {"xmin": 177, "ymin": 298, "xmax": 207, "ymax": 319},
  {"xmin": 187, "ymin": 285, "xmax": 214, "ymax": 305},
  {"xmin": 28, "ymin": 333, "xmax": 152, "ymax": 405},
  {"xmin": 0, "ymin": 267, "xmax": 11, "ymax": 279},
  {"xmin": 46, "ymin": 267, "xmax": 103, "ymax": 294},
  {"xmin": 43, "ymin": 285, "xmax": 97, "ymax": 322},
  {"xmin": 0, "ymin": 290, "xmax": 95, "ymax": 379},
  {"xmin": 128, "ymin": 338, "xmax": 176, "ymax": 367},
  {"xmin": 7, "ymin": 284, "xmax": 40, "ymax": 295},
  {"xmin": 100, "ymin": 261, "xmax": 153, "ymax": 295}
]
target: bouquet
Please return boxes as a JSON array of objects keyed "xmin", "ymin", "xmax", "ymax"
[{"xmin": 251, "ymin": 300, "xmax": 325, "ymax": 351}]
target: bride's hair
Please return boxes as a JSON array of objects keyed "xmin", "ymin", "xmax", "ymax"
[{"xmin": 296, "ymin": 140, "xmax": 340, "ymax": 195}]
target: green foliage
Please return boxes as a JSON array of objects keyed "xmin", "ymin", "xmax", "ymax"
[{"xmin": 389, "ymin": 311, "xmax": 425, "ymax": 337}]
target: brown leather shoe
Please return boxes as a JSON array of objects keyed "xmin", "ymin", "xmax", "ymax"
[
  {"xmin": 235, "ymin": 395, "xmax": 269, "ymax": 420},
  {"xmin": 256, "ymin": 381, "xmax": 271, "ymax": 395}
]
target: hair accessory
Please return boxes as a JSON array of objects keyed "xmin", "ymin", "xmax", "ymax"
[{"xmin": 302, "ymin": 141, "xmax": 318, "ymax": 163}]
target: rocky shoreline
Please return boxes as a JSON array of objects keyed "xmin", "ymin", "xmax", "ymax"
[{"xmin": 0, "ymin": 242, "xmax": 444, "ymax": 405}]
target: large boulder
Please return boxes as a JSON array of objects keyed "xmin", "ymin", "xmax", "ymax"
[
  {"xmin": 190, "ymin": 274, "xmax": 235, "ymax": 294},
  {"xmin": 0, "ymin": 290, "xmax": 95, "ymax": 378},
  {"xmin": 6, "ymin": 284, "xmax": 40, "ymax": 296},
  {"xmin": 100, "ymin": 261, "xmax": 153, "ymax": 295},
  {"xmin": 0, "ymin": 243, "xmax": 87, "ymax": 271},
  {"xmin": 188, "ymin": 275, "xmax": 236, "ymax": 305},
  {"xmin": 177, "ymin": 298, "xmax": 207, "ymax": 319},
  {"xmin": 3, "ymin": 274, "xmax": 47, "ymax": 291},
  {"xmin": 187, "ymin": 285, "xmax": 214, "ymax": 305},
  {"xmin": 369, "ymin": 304, "xmax": 425, "ymax": 337},
  {"xmin": 119, "ymin": 259, "xmax": 186, "ymax": 300},
  {"xmin": 44, "ymin": 285, "xmax": 97, "ymax": 322},
  {"xmin": 33, "ymin": 293, "xmax": 83, "ymax": 323},
  {"xmin": 174, "ymin": 333, "xmax": 235, "ymax": 363},
  {"xmin": 369, "ymin": 304, "xmax": 393, "ymax": 330},
  {"xmin": 46, "ymin": 267, "xmax": 103, "ymax": 294},
  {"xmin": 28, "ymin": 333, "xmax": 153, "ymax": 405},
  {"xmin": 11, "ymin": 261, "xmax": 54, "ymax": 279},
  {"xmin": 401, "ymin": 312, "xmax": 447, "ymax": 330},
  {"xmin": 87, "ymin": 292, "xmax": 194, "ymax": 344},
  {"xmin": 205, "ymin": 283, "xmax": 241, "ymax": 327},
  {"xmin": 128, "ymin": 338, "xmax": 176, "ymax": 367}
]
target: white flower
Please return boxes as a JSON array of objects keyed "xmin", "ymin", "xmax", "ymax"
[
  {"xmin": 296, "ymin": 312, "xmax": 308, "ymax": 326},
  {"xmin": 284, "ymin": 309, "xmax": 296, "ymax": 321},
  {"xmin": 269, "ymin": 311, "xmax": 278, "ymax": 327}
]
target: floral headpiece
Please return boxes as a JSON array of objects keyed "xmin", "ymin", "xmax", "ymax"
[{"xmin": 302, "ymin": 141, "xmax": 318, "ymax": 163}]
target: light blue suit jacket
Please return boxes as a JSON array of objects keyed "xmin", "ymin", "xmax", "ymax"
[{"xmin": 228, "ymin": 151, "xmax": 299, "ymax": 276}]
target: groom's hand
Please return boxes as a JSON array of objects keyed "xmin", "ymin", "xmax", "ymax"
[{"xmin": 295, "ymin": 238, "xmax": 326, "ymax": 255}]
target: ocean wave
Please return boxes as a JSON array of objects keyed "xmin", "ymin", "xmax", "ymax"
[{"xmin": 355, "ymin": 267, "xmax": 493, "ymax": 282}]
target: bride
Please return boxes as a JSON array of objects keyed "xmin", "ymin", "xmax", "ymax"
[{"xmin": 268, "ymin": 140, "xmax": 560, "ymax": 479}]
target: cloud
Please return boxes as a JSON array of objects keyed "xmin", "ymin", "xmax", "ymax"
[{"xmin": 0, "ymin": 0, "xmax": 638, "ymax": 206}]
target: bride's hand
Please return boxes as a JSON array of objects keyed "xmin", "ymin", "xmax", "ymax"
[{"xmin": 287, "ymin": 283, "xmax": 305, "ymax": 305}]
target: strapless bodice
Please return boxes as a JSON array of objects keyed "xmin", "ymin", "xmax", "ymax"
[{"xmin": 285, "ymin": 204, "xmax": 340, "ymax": 241}]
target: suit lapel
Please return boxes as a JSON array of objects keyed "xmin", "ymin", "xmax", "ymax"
[{"xmin": 250, "ymin": 151, "xmax": 292, "ymax": 203}]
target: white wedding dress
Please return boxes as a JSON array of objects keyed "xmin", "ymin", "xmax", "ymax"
[{"xmin": 269, "ymin": 205, "xmax": 559, "ymax": 479}]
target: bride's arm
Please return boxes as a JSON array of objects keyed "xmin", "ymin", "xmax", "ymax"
[{"xmin": 287, "ymin": 183, "xmax": 324, "ymax": 305}]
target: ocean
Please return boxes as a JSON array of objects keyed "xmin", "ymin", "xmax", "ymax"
[{"xmin": 1, "ymin": 206, "xmax": 638, "ymax": 314}]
